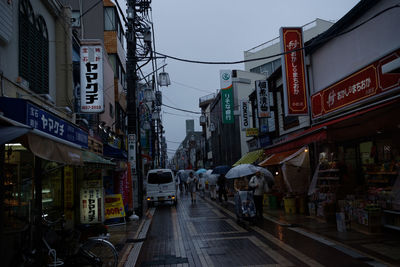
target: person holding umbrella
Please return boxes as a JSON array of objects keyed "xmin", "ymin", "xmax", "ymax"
[
  {"xmin": 187, "ymin": 171, "xmax": 198, "ymax": 203},
  {"xmin": 249, "ymin": 170, "xmax": 267, "ymax": 220}
]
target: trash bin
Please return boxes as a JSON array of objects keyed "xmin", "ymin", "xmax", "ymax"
[
  {"xmin": 284, "ymin": 197, "xmax": 296, "ymax": 214},
  {"xmin": 297, "ymin": 196, "xmax": 306, "ymax": 214},
  {"xmin": 268, "ymin": 195, "xmax": 278, "ymax": 209}
]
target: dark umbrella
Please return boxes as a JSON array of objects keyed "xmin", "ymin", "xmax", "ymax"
[{"xmin": 211, "ymin": 165, "xmax": 231, "ymax": 175}]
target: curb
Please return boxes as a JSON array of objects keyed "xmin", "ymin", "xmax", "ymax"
[{"xmin": 120, "ymin": 208, "xmax": 155, "ymax": 267}]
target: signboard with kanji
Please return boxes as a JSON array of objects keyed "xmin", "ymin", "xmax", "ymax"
[
  {"xmin": 80, "ymin": 187, "xmax": 104, "ymax": 224},
  {"xmin": 256, "ymin": 80, "xmax": 270, "ymax": 117},
  {"xmin": 80, "ymin": 45, "xmax": 104, "ymax": 113},
  {"xmin": 280, "ymin": 27, "xmax": 308, "ymax": 116},
  {"xmin": 311, "ymin": 49, "xmax": 400, "ymax": 119},
  {"xmin": 220, "ymin": 70, "xmax": 234, "ymax": 124}
]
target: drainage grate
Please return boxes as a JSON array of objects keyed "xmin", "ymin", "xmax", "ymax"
[{"xmin": 141, "ymin": 255, "xmax": 189, "ymax": 266}]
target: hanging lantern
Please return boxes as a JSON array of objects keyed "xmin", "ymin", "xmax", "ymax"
[
  {"xmin": 143, "ymin": 87, "xmax": 155, "ymax": 102},
  {"xmin": 158, "ymin": 71, "xmax": 171, "ymax": 87}
]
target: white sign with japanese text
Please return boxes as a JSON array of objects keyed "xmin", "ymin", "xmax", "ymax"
[
  {"xmin": 256, "ymin": 80, "xmax": 270, "ymax": 118},
  {"xmin": 240, "ymin": 100, "xmax": 250, "ymax": 130},
  {"xmin": 80, "ymin": 187, "xmax": 104, "ymax": 224},
  {"xmin": 80, "ymin": 45, "xmax": 104, "ymax": 113}
]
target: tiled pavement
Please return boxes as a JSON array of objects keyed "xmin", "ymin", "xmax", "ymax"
[{"xmin": 114, "ymin": 191, "xmax": 400, "ymax": 266}]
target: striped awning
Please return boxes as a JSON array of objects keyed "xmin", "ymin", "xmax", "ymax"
[{"xmin": 233, "ymin": 149, "xmax": 264, "ymax": 167}]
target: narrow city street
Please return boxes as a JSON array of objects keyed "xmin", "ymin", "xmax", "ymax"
[{"xmin": 134, "ymin": 191, "xmax": 387, "ymax": 267}]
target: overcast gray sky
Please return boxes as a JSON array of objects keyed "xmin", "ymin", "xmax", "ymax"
[{"xmin": 146, "ymin": 0, "xmax": 360, "ymax": 159}]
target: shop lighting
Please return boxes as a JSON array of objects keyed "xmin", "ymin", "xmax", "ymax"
[
  {"xmin": 275, "ymin": 171, "xmax": 279, "ymax": 176},
  {"xmin": 5, "ymin": 143, "xmax": 22, "ymax": 146},
  {"xmin": 304, "ymin": 148, "xmax": 309, "ymax": 153}
]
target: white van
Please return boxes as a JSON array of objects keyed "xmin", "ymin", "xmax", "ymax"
[{"xmin": 146, "ymin": 168, "xmax": 177, "ymax": 206}]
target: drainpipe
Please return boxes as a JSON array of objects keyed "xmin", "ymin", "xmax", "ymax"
[{"xmin": 0, "ymin": 70, "xmax": 4, "ymax": 97}]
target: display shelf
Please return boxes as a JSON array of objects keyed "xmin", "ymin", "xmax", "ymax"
[{"xmin": 383, "ymin": 224, "xmax": 400, "ymax": 231}]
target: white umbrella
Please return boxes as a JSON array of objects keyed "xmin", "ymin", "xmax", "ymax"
[
  {"xmin": 255, "ymin": 166, "xmax": 274, "ymax": 182},
  {"xmin": 205, "ymin": 170, "xmax": 218, "ymax": 185},
  {"xmin": 225, "ymin": 164, "xmax": 259, "ymax": 179}
]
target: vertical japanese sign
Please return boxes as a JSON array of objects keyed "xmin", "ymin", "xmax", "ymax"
[
  {"xmin": 220, "ymin": 70, "xmax": 234, "ymax": 124},
  {"xmin": 256, "ymin": 80, "xmax": 270, "ymax": 117},
  {"xmin": 80, "ymin": 45, "xmax": 104, "ymax": 113},
  {"xmin": 80, "ymin": 187, "xmax": 104, "ymax": 224},
  {"xmin": 64, "ymin": 166, "xmax": 74, "ymax": 221},
  {"xmin": 240, "ymin": 100, "xmax": 250, "ymax": 130},
  {"xmin": 280, "ymin": 27, "xmax": 308, "ymax": 116}
]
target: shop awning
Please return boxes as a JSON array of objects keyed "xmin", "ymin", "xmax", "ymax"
[
  {"xmin": 258, "ymin": 148, "xmax": 302, "ymax": 166},
  {"xmin": 233, "ymin": 149, "xmax": 264, "ymax": 166},
  {"xmin": 82, "ymin": 150, "xmax": 116, "ymax": 167},
  {"xmin": 263, "ymin": 99, "xmax": 399, "ymax": 156},
  {"xmin": 27, "ymin": 133, "xmax": 83, "ymax": 165},
  {"xmin": 0, "ymin": 125, "xmax": 31, "ymax": 145},
  {"xmin": 103, "ymin": 144, "xmax": 127, "ymax": 160}
]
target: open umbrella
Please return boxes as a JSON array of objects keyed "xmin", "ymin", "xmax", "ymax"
[
  {"xmin": 255, "ymin": 166, "xmax": 274, "ymax": 182},
  {"xmin": 225, "ymin": 164, "xmax": 258, "ymax": 179},
  {"xmin": 195, "ymin": 168, "xmax": 207, "ymax": 174},
  {"xmin": 211, "ymin": 165, "xmax": 231, "ymax": 175}
]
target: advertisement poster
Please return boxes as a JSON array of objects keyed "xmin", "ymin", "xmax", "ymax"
[
  {"xmin": 280, "ymin": 27, "xmax": 308, "ymax": 116},
  {"xmin": 220, "ymin": 70, "xmax": 234, "ymax": 124},
  {"xmin": 105, "ymin": 194, "xmax": 126, "ymax": 220},
  {"xmin": 118, "ymin": 167, "xmax": 133, "ymax": 211},
  {"xmin": 80, "ymin": 187, "xmax": 104, "ymax": 224}
]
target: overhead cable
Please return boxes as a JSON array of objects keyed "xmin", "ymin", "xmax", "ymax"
[{"xmin": 154, "ymin": 5, "xmax": 400, "ymax": 65}]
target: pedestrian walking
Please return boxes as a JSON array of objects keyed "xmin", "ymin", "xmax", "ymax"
[
  {"xmin": 249, "ymin": 171, "xmax": 268, "ymax": 219},
  {"xmin": 198, "ymin": 173, "xmax": 205, "ymax": 198},
  {"xmin": 208, "ymin": 174, "xmax": 217, "ymax": 200},
  {"xmin": 187, "ymin": 171, "xmax": 198, "ymax": 203},
  {"xmin": 217, "ymin": 174, "xmax": 228, "ymax": 202}
]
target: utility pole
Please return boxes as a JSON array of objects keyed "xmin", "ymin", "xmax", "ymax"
[{"xmin": 126, "ymin": 0, "xmax": 152, "ymax": 217}]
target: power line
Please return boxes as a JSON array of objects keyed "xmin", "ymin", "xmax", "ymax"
[
  {"xmin": 163, "ymin": 111, "xmax": 197, "ymax": 118},
  {"xmin": 162, "ymin": 103, "xmax": 201, "ymax": 114},
  {"xmin": 154, "ymin": 5, "xmax": 400, "ymax": 65},
  {"xmin": 171, "ymin": 80, "xmax": 215, "ymax": 94}
]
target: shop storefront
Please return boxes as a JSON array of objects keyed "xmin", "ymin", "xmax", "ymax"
[
  {"xmin": 0, "ymin": 97, "xmax": 89, "ymax": 265},
  {"xmin": 308, "ymin": 100, "xmax": 400, "ymax": 232}
]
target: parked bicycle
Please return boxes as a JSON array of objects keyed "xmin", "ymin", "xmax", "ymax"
[{"xmin": 13, "ymin": 214, "xmax": 118, "ymax": 267}]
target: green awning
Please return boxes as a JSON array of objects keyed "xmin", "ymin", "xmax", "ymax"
[
  {"xmin": 82, "ymin": 150, "xmax": 116, "ymax": 168},
  {"xmin": 233, "ymin": 149, "xmax": 264, "ymax": 167}
]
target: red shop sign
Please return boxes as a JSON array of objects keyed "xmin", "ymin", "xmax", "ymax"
[
  {"xmin": 280, "ymin": 27, "xmax": 308, "ymax": 116},
  {"xmin": 312, "ymin": 49, "xmax": 400, "ymax": 118}
]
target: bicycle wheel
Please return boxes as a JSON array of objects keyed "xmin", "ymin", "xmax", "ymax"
[{"xmin": 81, "ymin": 239, "xmax": 118, "ymax": 267}]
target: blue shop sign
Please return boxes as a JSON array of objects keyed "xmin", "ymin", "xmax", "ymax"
[{"xmin": 0, "ymin": 97, "xmax": 88, "ymax": 148}]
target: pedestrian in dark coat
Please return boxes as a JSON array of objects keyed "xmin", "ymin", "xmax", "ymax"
[{"xmin": 217, "ymin": 174, "xmax": 228, "ymax": 202}]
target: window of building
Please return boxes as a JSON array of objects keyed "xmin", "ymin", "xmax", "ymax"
[
  {"xmin": 104, "ymin": 6, "xmax": 125, "ymax": 46},
  {"xmin": 104, "ymin": 7, "xmax": 116, "ymax": 31},
  {"xmin": 19, "ymin": 0, "xmax": 49, "ymax": 94}
]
